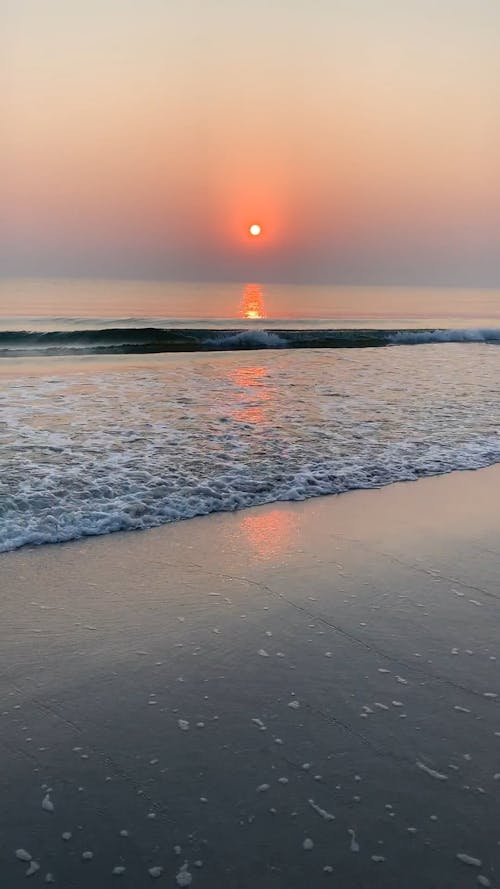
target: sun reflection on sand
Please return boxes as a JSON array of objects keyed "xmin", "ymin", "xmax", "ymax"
[
  {"xmin": 239, "ymin": 508, "xmax": 299, "ymax": 560},
  {"xmin": 240, "ymin": 283, "xmax": 266, "ymax": 320}
]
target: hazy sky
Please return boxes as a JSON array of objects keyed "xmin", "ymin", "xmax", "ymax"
[{"xmin": 2, "ymin": 0, "xmax": 500, "ymax": 284}]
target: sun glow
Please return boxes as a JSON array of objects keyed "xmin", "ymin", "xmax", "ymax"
[{"xmin": 249, "ymin": 223, "xmax": 262, "ymax": 237}]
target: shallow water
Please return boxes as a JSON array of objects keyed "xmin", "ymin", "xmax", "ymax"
[{"xmin": 1, "ymin": 344, "xmax": 499, "ymax": 551}]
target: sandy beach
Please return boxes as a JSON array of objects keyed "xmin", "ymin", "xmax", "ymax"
[{"xmin": 1, "ymin": 466, "xmax": 499, "ymax": 887}]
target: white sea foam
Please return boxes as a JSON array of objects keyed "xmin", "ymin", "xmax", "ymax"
[
  {"xmin": 206, "ymin": 329, "xmax": 286, "ymax": 349},
  {"xmin": 1, "ymin": 346, "xmax": 500, "ymax": 551},
  {"xmin": 390, "ymin": 328, "xmax": 500, "ymax": 345}
]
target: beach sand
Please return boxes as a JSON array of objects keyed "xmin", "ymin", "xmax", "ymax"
[{"xmin": 1, "ymin": 466, "xmax": 499, "ymax": 887}]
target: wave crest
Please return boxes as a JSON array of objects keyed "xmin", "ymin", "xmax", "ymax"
[
  {"xmin": 0, "ymin": 326, "xmax": 499, "ymax": 357},
  {"xmin": 205, "ymin": 330, "xmax": 286, "ymax": 349}
]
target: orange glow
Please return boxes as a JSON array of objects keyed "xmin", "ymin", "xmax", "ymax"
[
  {"xmin": 230, "ymin": 363, "xmax": 272, "ymax": 426},
  {"xmin": 239, "ymin": 508, "xmax": 299, "ymax": 560},
  {"xmin": 240, "ymin": 282, "xmax": 265, "ymax": 320}
]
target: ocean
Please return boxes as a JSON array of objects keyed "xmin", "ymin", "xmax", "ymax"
[{"xmin": 1, "ymin": 278, "xmax": 499, "ymax": 552}]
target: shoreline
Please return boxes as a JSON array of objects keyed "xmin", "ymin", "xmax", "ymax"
[
  {"xmin": 1, "ymin": 465, "xmax": 499, "ymax": 886},
  {"xmin": 4, "ymin": 459, "xmax": 500, "ymax": 557}
]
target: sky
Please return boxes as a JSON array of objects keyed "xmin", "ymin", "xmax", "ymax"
[{"xmin": 2, "ymin": 0, "xmax": 500, "ymax": 285}]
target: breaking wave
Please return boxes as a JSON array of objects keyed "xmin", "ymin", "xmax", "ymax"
[{"xmin": 1, "ymin": 326, "xmax": 500, "ymax": 357}]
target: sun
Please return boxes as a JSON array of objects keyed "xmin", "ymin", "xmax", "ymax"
[{"xmin": 249, "ymin": 223, "xmax": 262, "ymax": 237}]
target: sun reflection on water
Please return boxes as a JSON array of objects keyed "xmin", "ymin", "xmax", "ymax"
[
  {"xmin": 230, "ymin": 364, "xmax": 272, "ymax": 426},
  {"xmin": 241, "ymin": 283, "xmax": 266, "ymax": 320}
]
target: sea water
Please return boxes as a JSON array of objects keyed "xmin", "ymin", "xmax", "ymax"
[{"xmin": 1, "ymin": 279, "xmax": 499, "ymax": 551}]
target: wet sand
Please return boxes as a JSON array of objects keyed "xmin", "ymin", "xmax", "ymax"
[{"xmin": 1, "ymin": 466, "xmax": 499, "ymax": 887}]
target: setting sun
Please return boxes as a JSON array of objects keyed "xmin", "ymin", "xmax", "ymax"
[{"xmin": 249, "ymin": 223, "xmax": 262, "ymax": 237}]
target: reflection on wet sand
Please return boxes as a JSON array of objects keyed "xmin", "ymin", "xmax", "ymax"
[{"xmin": 239, "ymin": 506, "xmax": 299, "ymax": 560}]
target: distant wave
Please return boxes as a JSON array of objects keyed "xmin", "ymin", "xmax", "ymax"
[
  {"xmin": 389, "ymin": 328, "xmax": 500, "ymax": 344},
  {"xmin": 205, "ymin": 329, "xmax": 287, "ymax": 349},
  {"xmin": 1, "ymin": 326, "xmax": 500, "ymax": 357}
]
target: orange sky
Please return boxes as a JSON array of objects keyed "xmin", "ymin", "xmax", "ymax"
[{"xmin": 2, "ymin": 0, "xmax": 500, "ymax": 284}]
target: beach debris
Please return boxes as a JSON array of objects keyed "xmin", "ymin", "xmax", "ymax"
[
  {"xmin": 257, "ymin": 783, "xmax": 270, "ymax": 792},
  {"xmin": 477, "ymin": 876, "xmax": 491, "ymax": 887},
  {"xmin": 308, "ymin": 799, "xmax": 335, "ymax": 821},
  {"xmin": 374, "ymin": 702, "xmax": 388, "ymax": 710},
  {"xmin": 278, "ymin": 777, "xmax": 289, "ymax": 785},
  {"xmin": 258, "ymin": 649, "xmax": 269, "ymax": 657},
  {"xmin": 454, "ymin": 706, "xmax": 471, "ymax": 713},
  {"xmin": 392, "ymin": 701, "xmax": 403, "ymax": 707},
  {"xmin": 325, "ymin": 652, "xmax": 332, "ymax": 658},
  {"xmin": 42, "ymin": 792, "xmax": 54, "ymax": 812},
  {"xmin": 323, "ymin": 865, "xmax": 333, "ymax": 873},
  {"xmin": 82, "ymin": 851, "xmax": 94, "ymax": 860},
  {"xmin": 348, "ymin": 829, "xmax": 359, "ymax": 852},
  {"xmin": 148, "ymin": 866, "xmax": 163, "ymax": 878},
  {"xmin": 176, "ymin": 862, "xmax": 193, "ymax": 886},
  {"xmin": 26, "ymin": 861, "xmax": 40, "ymax": 877},
  {"xmin": 173, "ymin": 846, "xmax": 182, "ymax": 855},
  {"xmin": 288, "ymin": 700, "xmax": 300, "ymax": 709},
  {"xmin": 44, "ymin": 874, "xmax": 55, "ymax": 883},
  {"xmin": 378, "ymin": 668, "xmax": 390, "ymax": 673},
  {"xmin": 251, "ymin": 718, "xmax": 267, "ymax": 731},
  {"xmin": 112, "ymin": 866, "xmax": 126, "ymax": 875},
  {"xmin": 416, "ymin": 761, "xmax": 448, "ymax": 781},
  {"xmin": 16, "ymin": 849, "xmax": 32, "ymax": 862},
  {"xmin": 303, "ymin": 838, "xmax": 314, "ymax": 850},
  {"xmin": 119, "ymin": 829, "xmax": 129, "ymax": 837},
  {"xmin": 61, "ymin": 832, "xmax": 72, "ymax": 841},
  {"xmin": 371, "ymin": 855, "xmax": 386, "ymax": 863},
  {"xmin": 178, "ymin": 719, "xmax": 190, "ymax": 731},
  {"xmin": 396, "ymin": 676, "xmax": 408, "ymax": 685},
  {"xmin": 457, "ymin": 853, "xmax": 482, "ymax": 868},
  {"xmin": 484, "ymin": 692, "xmax": 497, "ymax": 699}
]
